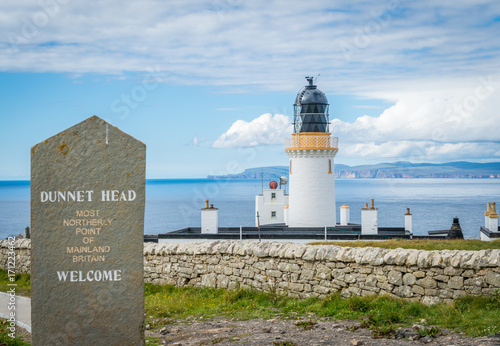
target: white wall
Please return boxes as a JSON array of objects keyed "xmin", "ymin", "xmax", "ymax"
[
  {"xmin": 361, "ymin": 209, "xmax": 378, "ymax": 235},
  {"xmin": 286, "ymin": 150, "xmax": 336, "ymax": 227},
  {"xmin": 340, "ymin": 205, "xmax": 350, "ymax": 226},
  {"xmin": 405, "ymin": 213, "xmax": 413, "ymax": 234},
  {"xmin": 255, "ymin": 189, "xmax": 288, "ymax": 226},
  {"xmin": 201, "ymin": 209, "xmax": 218, "ymax": 234}
]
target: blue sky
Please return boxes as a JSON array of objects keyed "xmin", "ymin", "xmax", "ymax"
[{"xmin": 1, "ymin": 0, "xmax": 499, "ymax": 179}]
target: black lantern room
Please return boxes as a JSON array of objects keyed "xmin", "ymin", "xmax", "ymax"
[{"xmin": 293, "ymin": 76, "xmax": 330, "ymax": 133}]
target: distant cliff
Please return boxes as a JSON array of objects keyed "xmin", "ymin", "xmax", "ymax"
[
  {"xmin": 207, "ymin": 166, "xmax": 289, "ymax": 180},
  {"xmin": 207, "ymin": 162, "xmax": 500, "ymax": 179}
]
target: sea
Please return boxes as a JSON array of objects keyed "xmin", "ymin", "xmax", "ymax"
[{"xmin": 0, "ymin": 179, "xmax": 499, "ymax": 239}]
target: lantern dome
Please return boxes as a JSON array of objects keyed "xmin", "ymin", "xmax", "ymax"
[{"xmin": 293, "ymin": 77, "xmax": 330, "ymax": 133}]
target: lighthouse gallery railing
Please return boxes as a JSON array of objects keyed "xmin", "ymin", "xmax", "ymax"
[{"xmin": 284, "ymin": 135, "xmax": 338, "ymax": 150}]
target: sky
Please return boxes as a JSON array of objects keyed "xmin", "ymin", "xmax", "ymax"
[{"xmin": 0, "ymin": 0, "xmax": 499, "ymax": 179}]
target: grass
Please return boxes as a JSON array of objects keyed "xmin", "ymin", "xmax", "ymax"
[
  {"xmin": 145, "ymin": 283, "xmax": 284, "ymax": 321},
  {"xmin": 294, "ymin": 319, "xmax": 317, "ymax": 330},
  {"xmin": 0, "ymin": 320, "xmax": 30, "ymax": 346},
  {"xmin": 308, "ymin": 238, "xmax": 500, "ymax": 251},
  {"xmin": 145, "ymin": 283, "xmax": 500, "ymax": 337},
  {"xmin": 0, "ymin": 270, "xmax": 31, "ymax": 297}
]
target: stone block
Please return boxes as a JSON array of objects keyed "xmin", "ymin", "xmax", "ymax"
[
  {"xmin": 434, "ymin": 274, "xmax": 449, "ymax": 282},
  {"xmin": 425, "ymin": 288, "xmax": 438, "ymax": 296},
  {"xmin": 332, "ymin": 279, "xmax": 347, "ymax": 288},
  {"xmin": 485, "ymin": 271, "xmax": 500, "ymax": 287},
  {"xmin": 365, "ymin": 274, "xmax": 378, "ymax": 287},
  {"xmin": 393, "ymin": 285, "xmax": 413, "ymax": 298},
  {"xmin": 402, "ymin": 273, "xmax": 416, "ymax": 286},
  {"xmin": 348, "ymin": 286, "xmax": 362, "ymax": 296},
  {"xmin": 462, "ymin": 269, "xmax": 475, "ymax": 277},
  {"xmin": 267, "ymin": 270, "xmax": 283, "ymax": 278},
  {"xmin": 302, "ymin": 247, "xmax": 318, "ymax": 261},
  {"xmin": 482, "ymin": 288, "xmax": 499, "ymax": 295},
  {"xmin": 417, "ymin": 277, "xmax": 437, "ymax": 289},
  {"xmin": 413, "ymin": 271, "xmax": 426, "ymax": 278},
  {"xmin": 362, "ymin": 285, "xmax": 380, "ymax": 293},
  {"xmin": 277, "ymin": 262, "xmax": 301, "ymax": 273},
  {"xmin": 345, "ymin": 274, "xmax": 357, "ymax": 283},
  {"xmin": 448, "ymin": 276, "xmax": 464, "ymax": 290},
  {"xmin": 388, "ymin": 270, "xmax": 403, "ymax": 285},
  {"xmin": 437, "ymin": 282, "xmax": 447, "ymax": 289},
  {"xmin": 377, "ymin": 282, "xmax": 394, "ymax": 291},
  {"xmin": 201, "ymin": 273, "xmax": 217, "ymax": 288},
  {"xmin": 301, "ymin": 269, "xmax": 315, "ymax": 280},
  {"xmin": 411, "ymin": 285, "xmax": 425, "ymax": 295},
  {"xmin": 421, "ymin": 296, "xmax": 442, "ymax": 306},
  {"xmin": 438, "ymin": 289, "xmax": 453, "ymax": 299},
  {"xmin": 453, "ymin": 290, "xmax": 466, "ymax": 299},
  {"xmin": 358, "ymin": 266, "xmax": 372, "ymax": 274},
  {"xmin": 464, "ymin": 286, "xmax": 481, "ymax": 295},
  {"xmin": 254, "ymin": 274, "xmax": 266, "ymax": 282},
  {"xmin": 313, "ymin": 285, "xmax": 330, "ymax": 294},
  {"xmin": 444, "ymin": 267, "xmax": 463, "ymax": 276},
  {"xmin": 341, "ymin": 288, "xmax": 351, "ymax": 298},
  {"xmin": 240, "ymin": 269, "xmax": 253, "ymax": 278},
  {"xmin": 464, "ymin": 277, "xmax": 486, "ymax": 287},
  {"xmin": 253, "ymin": 262, "xmax": 266, "ymax": 272},
  {"xmin": 315, "ymin": 264, "xmax": 331, "ymax": 280},
  {"xmin": 178, "ymin": 266, "xmax": 194, "ymax": 275}
]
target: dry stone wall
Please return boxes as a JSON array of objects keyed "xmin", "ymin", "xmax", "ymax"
[
  {"xmin": 0, "ymin": 239, "xmax": 31, "ymax": 275},
  {"xmin": 2, "ymin": 239, "xmax": 500, "ymax": 304},
  {"xmin": 144, "ymin": 241, "xmax": 500, "ymax": 305}
]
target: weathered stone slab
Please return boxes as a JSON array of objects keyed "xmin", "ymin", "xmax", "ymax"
[{"xmin": 30, "ymin": 116, "xmax": 145, "ymax": 345}]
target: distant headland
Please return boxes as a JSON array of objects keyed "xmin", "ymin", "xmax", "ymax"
[{"xmin": 207, "ymin": 161, "xmax": 500, "ymax": 180}]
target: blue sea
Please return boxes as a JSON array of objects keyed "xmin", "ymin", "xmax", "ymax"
[{"xmin": 0, "ymin": 179, "xmax": 499, "ymax": 239}]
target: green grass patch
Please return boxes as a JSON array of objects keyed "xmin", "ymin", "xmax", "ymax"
[
  {"xmin": 294, "ymin": 319, "xmax": 317, "ymax": 330},
  {"xmin": 0, "ymin": 320, "xmax": 30, "ymax": 346},
  {"xmin": 145, "ymin": 283, "xmax": 500, "ymax": 337},
  {"xmin": 0, "ymin": 269, "xmax": 31, "ymax": 297},
  {"xmin": 145, "ymin": 336, "xmax": 162, "ymax": 345},
  {"xmin": 308, "ymin": 238, "xmax": 500, "ymax": 251},
  {"xmin": 145, "ymin": 283, "xmax": 287, "ymax": 321}
]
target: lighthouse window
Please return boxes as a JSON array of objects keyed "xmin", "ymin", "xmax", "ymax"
[
  {"xmin": 328, "ymin": 159, "xmax": 332, "ymax": 174},
  {"xmin": 271, "ymin": 211, "xmax": 276, "ymax": 218},
  {"xmin": 271, "ymin": 193, "xmax": 276, "ymax": 199}
]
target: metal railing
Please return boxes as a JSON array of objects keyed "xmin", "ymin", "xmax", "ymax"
[{"xmin": 285, "ymin": 135, "xmax": 338, "ymax": 150}]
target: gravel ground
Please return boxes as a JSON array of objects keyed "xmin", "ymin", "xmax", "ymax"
[
  {"xmin": 6, "ymin": 317, "xmax": 500, "ymax": 345},
  {"xmin": 146, "ymin": 317, "xmax": 500, "ymax": 346}
]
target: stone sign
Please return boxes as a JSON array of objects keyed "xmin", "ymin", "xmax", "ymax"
[{"xmin": 30, "ymin": 116, "xmax": 145, "ymax": 345}]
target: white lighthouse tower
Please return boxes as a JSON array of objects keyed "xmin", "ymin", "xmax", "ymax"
[{"xmin": 285, "ymin": 77, "xmax": 339, "ymax": 227}]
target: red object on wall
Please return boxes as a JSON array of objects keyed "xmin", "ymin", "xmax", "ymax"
[{"xmin": 269, "ymin": 181, "xmax": 278, "ymax": 189}]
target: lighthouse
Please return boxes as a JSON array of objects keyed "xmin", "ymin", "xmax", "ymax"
[{"xmin": 285, "ymin": 77, "xmax": 339, "ymax": 227}]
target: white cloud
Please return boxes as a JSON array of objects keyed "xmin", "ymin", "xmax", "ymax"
[
  {"xmin": 1, "ymin": 0, "xmax": 500, "ymax": 95},
  {"xmin": 333, "ymin": 77, "xmax": 500, "ymax": 162},
  {"xmin": 212, "ymin": 113, "xmax": 292, "ymax": 148},
  {"xmin": 338, "ymin": 141, "xmax": 500, "ymax": 163},
  {"xmin": 334, "ymin": 76, "xmax": 500, "ymax": 141},
  {"xmin": 215, "ymin": 74, "xmax": 500, "ymax": 162}
]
